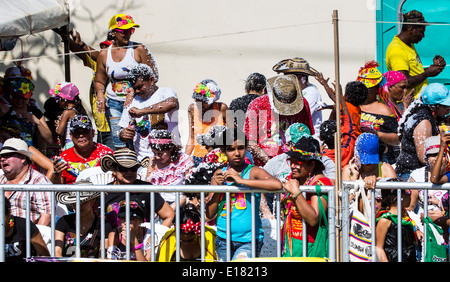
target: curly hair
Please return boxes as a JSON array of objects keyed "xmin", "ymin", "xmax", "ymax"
[
  {"xmin": 345, "ymin": 81, "xmax": 368, "ymax": 106},
  {"xmin": 148, "ymin": 129, "xmax": 182, "ymax": 162},
  {"xmin": 245, "ymin": 73, "xmax": 267, "ymax": 94}
]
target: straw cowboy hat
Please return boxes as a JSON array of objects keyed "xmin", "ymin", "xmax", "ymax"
[
  {"xmin": 100, "ymin": 148, "xmax": 149, "ymax": 172},
  {"xmin": 0, "ymin": 138, "xmax": 33, "ymax": 160},
  {"xmin": 267, "ymin": 74, "xmax": 304, "ymax": 116},
  {"xmin": 272, "ymin": 57, "xmax": 318, "ymax": 76},
  {"xmin": 56, "ymin": 180, "xmax": 104, "ymax": 205}
]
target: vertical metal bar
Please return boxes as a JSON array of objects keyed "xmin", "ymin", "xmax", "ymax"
[
  {"xmin": 200, "ymin": 192, "xmax": 206, "ymax": 261},
  {"xmin": 251, "ymin": 192, "xmax": 256, "ymax": 258},
  {"xmin": 371, "ymin": 189, "xmax": 376, "ymax": 262},
  {"xmin": 150, "ymin": 192, "xmax": 155, "ymax": 262},
  {"xmin": 0, "ymin": 188, "xmax": 5, "ymax": 262},
  {"xmin": 26, "ymin": 191, "xmax": 31, "ymax": 258},
  {"xmin": 226, "ymin": 192, "xmax": 231, "ymax": 262},
  {"xmin": 302, "ymin": 191, "xmax": 307, "ymax": 257},
  {"xmin": 125, "ymin": 192, "xmax": 130, "ymax": 260},
  {"xmin": 75, "ymin": 191, "xmax": 81, "ymax": 258},
  {"xmin": 397, "ymin": 188, "xmax": 402, "ymax": 262},
  {"xmin": 175, "ymin": 192, "xmax": 180, "ymax": 262},
  {"xmin": 100, "ymin": 191, "xmax": 105, "ymax": 259},
  {"xmin": 341, "ymin": 183, "xmax": 350, "ymax": 262},
  {"xmin": 50, "ymin": 191, "xmax": 55, "ymax": 257},
  {"xmin": 328, "ymin": 187, "xmax": 336, "ymax": 261},
  {"xmin": 276, "ymin": 192, "xmax": 281, "ymax": 257},
  {"xmin": 423, "ymin": 189, "xmax": 428, "ymax": 260}
]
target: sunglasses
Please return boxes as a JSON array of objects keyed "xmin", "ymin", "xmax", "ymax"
[
  {"xmin": 113, "ymin": 28, "xmax": 135, "ymax": 36},
  {"xmin": 116, "ymin": 164, "xmax": 139, "ymax": 172}
]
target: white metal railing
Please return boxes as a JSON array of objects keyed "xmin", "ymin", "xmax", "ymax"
[
  {"xmin": 342, "ymin": 181, "xmax": 450, "ymax": 262},
  {"xmin": 0, "ymin": 184, "xmax": 336, "ymax": 262}
]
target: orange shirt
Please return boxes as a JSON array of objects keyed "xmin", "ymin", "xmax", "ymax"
[{"xmin": 191, "ymin": 103, "xmax": 225, "ymax": 158}]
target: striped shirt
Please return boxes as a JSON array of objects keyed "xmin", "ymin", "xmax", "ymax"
[{"xmin": 1, "ymin": 168, "xmax": 52, "ymax": 223}]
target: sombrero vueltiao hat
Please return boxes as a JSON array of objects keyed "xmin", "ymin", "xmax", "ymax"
[
  {"xmin": 56, "ymin": 180, "xmax": 103, "ymax": 205},
  {"xmin": 100, "ymin": 148, "xmax": 149, "ymax": 172},
  {"xmin": 267, "ymin": 74, "xmax": 304, "ymax": 116},
  {"xmin": 272, "ymin": 57, "xmax": 318, "ymax": 76}
]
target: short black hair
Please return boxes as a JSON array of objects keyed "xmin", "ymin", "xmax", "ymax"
[
  {"xmin": 245, "ymin": 73, "xmax": 267, "ymax": 94},
  {"xmin": 320, "ymin": 120, "xmax": 337, "ymax": 149},
  {"xmin": 345, "ymin": 81, "xmax": 368, "ymax": 106}
]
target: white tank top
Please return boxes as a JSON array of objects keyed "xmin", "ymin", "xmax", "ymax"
[{"xmin": 105, "ymin": 42, "xmax": 139, "ymax": 101}]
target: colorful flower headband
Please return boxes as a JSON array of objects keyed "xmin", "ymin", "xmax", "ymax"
[
  {"xmin": 10, "ymin": 79, "xmax": 33, "ymax": 97},
  {"xmin": 49, "ymin": 83, "xmax": 63, "ymax": 96},
  {"xmin": 194, "ymin": 83, "xmax": 216, "ymax": 99},
  {"xmin": 290, "ymin": 147, "xmax": 322, "ymax": 159},
  {"xmin": 116, "ymin": 15, "xmax": 135, "ymax": 28},
  {"xmin": 181, "ymin": 219, "xmax": 201, "ymax": 235}
]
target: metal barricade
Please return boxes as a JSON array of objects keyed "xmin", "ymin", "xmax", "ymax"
[
  {"xmin": 342, "ymin": 181, "xmax": 450, "ymax": 262},
  {"xmin": 0, "ymin": 184, "xmax": 336, "ymax": 262}
]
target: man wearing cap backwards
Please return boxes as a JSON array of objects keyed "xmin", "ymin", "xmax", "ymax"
[
  {"xmin": 0, "ymin": 138, "xmax": 52, "ymax": 226},
  {"xmin": 386, "ymin": 10, "xmax": 446, "ymax": 96},
  {"xmin": 273, "ymin": 57, "xmax": 323, "ymax": 139},
  {"xmin": 244, "ymin": 74, "xmax": 314, "ymax": 167},
  {"xmin": 52, "ymin": 115, "xmax": 114, "ymax": 184}
]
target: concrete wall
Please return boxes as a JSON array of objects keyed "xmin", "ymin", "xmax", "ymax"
[{"xmin": 0, "ymin": 0, "xmax": 378, "ymax": 147}]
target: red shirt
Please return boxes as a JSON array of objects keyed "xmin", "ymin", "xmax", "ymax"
[
  {"xmin": 60, "ymin": 143, "xmax": 114, "ymax": 184},
  {"xmin": 244, "ymin": 94, "xmax": 314, "ymax": 166}
]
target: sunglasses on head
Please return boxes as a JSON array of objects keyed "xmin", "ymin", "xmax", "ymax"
[{"xmin": 113, "ymin": 28, "xmax": 135, "ymax": 36}]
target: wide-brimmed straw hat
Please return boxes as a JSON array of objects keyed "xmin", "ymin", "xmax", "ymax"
[
  {"xmin": 100, "ymin": 148, "xmax": 149, "ymax": 172},
  {"xmin": 267, "ymin": 74, "xmax": 304, "ymax": 116},
  {"xmin": 272, "ymin": 57, "xmax": 318, "ymax": 76},
  {"xmin": 56, "ymin": 180, "xmax": 103, "ymax": 205},
  {"xmin": 0, "ymin": 138, "xmax": 33, "ymax": 160}
]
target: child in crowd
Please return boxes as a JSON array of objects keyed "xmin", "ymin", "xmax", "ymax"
[
  {"xmin": 205, "ymin": 127, "xmax": 282, "ymax": 261},
  {"xmin": 375, "ymin": 182, "xmax": 421, "ymax": 262},
  {"xmin": 49, "ymin": 82, "xmax": 87, "ymax": 150},
  {"xmin": 185, "ymin": 79, "xmax": 230, "ymax": 167},
  {"xmin": 157, "ymin": 203, "xmax": 217, "ymax": 262}
]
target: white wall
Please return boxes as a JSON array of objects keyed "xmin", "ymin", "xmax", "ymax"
[{"xmin": 0, "ymin": 0, "xmax": 377, "ymax": 147}]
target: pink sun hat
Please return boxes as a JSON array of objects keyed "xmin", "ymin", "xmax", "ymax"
[{"xmin": 49, "ymin": 82, "xmax": 79, "ymax": 101}]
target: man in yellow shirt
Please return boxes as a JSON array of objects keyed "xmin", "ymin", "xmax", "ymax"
[{"xmin": 386, "ymin": 10, "xmax": 445, "ymax": 97}]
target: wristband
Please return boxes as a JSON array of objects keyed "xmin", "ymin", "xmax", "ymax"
[
  {"xmin": 78, "ymin": 42, "xmax": 86, "ymax": 49},
  {"xmin": 292, "ymin": 191, "xmax": 302, "ymax": 200}
]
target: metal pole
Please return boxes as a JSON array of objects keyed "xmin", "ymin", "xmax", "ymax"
[
  {"xmin": 26, "ymin": 191, "xmax": 31, "ymax": 258},
  {"xmin": 226, "ymin": 192, "xmax": 231, "ymax": 261},
  {"xmin": 125, "ymin": 192, "xmax": 130, "ymax": 260},
  {"xmin": 150, "ymin": 192, "xmax": 155, "ymax": 262},
  {"xmin": 0, "ymin": 189, "xmax": 5, "ymax": 262},
  {"xmin": 200, "ymin": 192, "xmax": 206, "ymax": 261},
  {"xmin": 332, "ymin": 9, "xmax": 342, "ymax": 262},
  {"xmin": 75, "ymin": 191, "xmax": 80, "ymax": 258},
  {"xmin": 175, "ymin": 192, "xmax": 180, "ymax": 262},
  {"xmin": 100, "ymin": 192, "xmax": 105, "ymax": 259}
]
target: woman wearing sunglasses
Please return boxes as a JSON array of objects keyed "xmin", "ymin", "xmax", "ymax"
[
  {"xmin": 280, "ymin": 135, "xmax": 333, "ymax": 257},
  {"xmin": 94, "ymin": 13, "xmax": 159, "ymax": 150}
]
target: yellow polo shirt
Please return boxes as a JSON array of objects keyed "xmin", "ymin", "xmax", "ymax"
[{"xmin": 386, "ymin": 35, "xmax": 427, "ymax": 97}]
